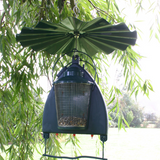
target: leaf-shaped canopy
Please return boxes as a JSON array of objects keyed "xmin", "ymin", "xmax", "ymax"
[{"xmin": 16, "ymin": 17, "xmax": 137, "ymax": 56}]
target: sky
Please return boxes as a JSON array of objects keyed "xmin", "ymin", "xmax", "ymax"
[{"xmin": 115, "ymin": 0, "xmax": 160, "ymax": 115}]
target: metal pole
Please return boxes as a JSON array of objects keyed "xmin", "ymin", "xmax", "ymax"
[
  {"xmin": 45, "ymin": 138, "xmax": 47, "ymax": 154},
  {"xmin": 102, "ymin": 141, "xmax": 104, "ymax": 159}
]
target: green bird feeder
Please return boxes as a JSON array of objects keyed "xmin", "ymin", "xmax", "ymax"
[
  {"xmin": 42, "ymin": 53, "xmax": 108, "ymax": 159},
  {"xmin": 16, "ymin": 16, "xmax": 137, "ymax": 160}
]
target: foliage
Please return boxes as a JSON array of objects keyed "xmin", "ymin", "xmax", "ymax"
[
  {"xmin": 144, "ymin": 113, "xmax": 157, "ymax": 121},
  {"xmin": 65, "ymin": 134, "xmax": 81, "ymax": 157},
  {"xmin": 126, "ymin": 111, "xmax": 134, "ymax": 126},
  {"xmin": 108, "ymin": 92, "xmax": 144, "ymax": 128},
  {"xmin": 0, "ymin": 0, "xmax": 158, "ymax": 159},
  {"xmin": 155, "ymin": 120, "xmax": 160, "ymax": 128}
]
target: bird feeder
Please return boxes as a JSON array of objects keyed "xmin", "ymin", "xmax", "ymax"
[
  {"xmin": 16, "ymin": 16, "xmax": 137, "ymax": 160},
  {"xmin": 42, "ymin": 51, "xmax": 108, "ymax": 159}
]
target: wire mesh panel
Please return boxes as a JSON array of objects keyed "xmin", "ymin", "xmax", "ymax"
[{"xmin": 54, "ymin": 83, "xmax": 92, "ymax": 129}]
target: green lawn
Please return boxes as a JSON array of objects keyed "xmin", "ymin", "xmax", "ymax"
[
  {"xmin": 2, "ymin": 128, "xmax": 160, "ymax": 160},
  {"xmin": 60, "ymin": 128, "xmax": 160, "ymax": 160},
  {"xmin": 105, "ymin": 128, "xmax": 160, "ymax": 160}
]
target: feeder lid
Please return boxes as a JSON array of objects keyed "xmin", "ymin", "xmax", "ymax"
[
  {"xmin": 16, "ymin": 17, "xmax": 137, "ymax": 57},
  {"xmin": 54, "ymin": 67, "xmax": 93, "ymax": 84}
]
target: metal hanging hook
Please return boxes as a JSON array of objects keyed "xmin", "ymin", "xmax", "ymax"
[{"xmin": 52, "ymin": 49, "xmax": 99, "ymax": 85}]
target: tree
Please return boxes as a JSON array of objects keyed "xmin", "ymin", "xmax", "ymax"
[
  {"xmin": 0, "ymin": 0, "xmax": 158, "ymax": 159},
  {"xmin": 108, "ymin": 92, "xmax": 144, "ymax": 128}
]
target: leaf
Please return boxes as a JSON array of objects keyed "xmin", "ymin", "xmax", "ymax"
[
  {"xmin": 143, "ymin": 83, "xmax": 147, "ymax": 94},
  {"xmin": 0, "ymin": 155, "xmax": 4, "ymax": 160},
  {"xmin": 106, "ymin": 0, "xmax": 110, "ymax": 11},
  {"xmin": 118, "ymin": 116, "xmax": 122, "ymax": 130},
  {"xmin": 114, "ymin": 2, "xmax": 120, "ymax": 13},
  {"xmin": 119, "ymin": 52, "xmax": 125, "ymax": 63},
  {"xmin": 116, "ymin": 100, "xmax": 119, "ymax": 116},
  {"xmin": 123, "ymin": 62, "xmax": 128, "ymax": 77},
  {"xmin": 14, "ymin": 123, "xmax": 21, "ymax": 135},
  {"xmin": 148, "ymin": 1, "xmax": 155, "ymax": 11},
  {"xmin": 107, "ymin": 96, "xmax": 115, "ymax": 105},
  {"xmin": 136, "ymin": 5, "xmax": 141, "ymax": 14},
  {"xmin": 135, "ymin": 89, "xmax": 139, "ymax": 99},
  {"xmin": 155, "ymin": 33, "xmax": 160, "ymax": 43},
  {"xmin": 122, "ymin": 117, "xmax": 129, "ymax": 128},
  {"xmin": 128, "ymin": 79, "xmax": 131, "ymax": 91},
  {"xmin": 109, "ymin": 104, "xmax": 117, "ymax": 113},
  {"xmin": 135, "ymin": 73, "xmax": 143, "ymax": 81},
  {"xmin": 3, "ymin": 0, "xmax": 8, "ymax": 13},
  {"xmin": 108, "ymin": 86, "xmax": 114, "ymax": 99},
  {"xmin": 148, "ymin": 81, "xmax": 154, "ymax": 92},
  {"xmin": 108, "ymin": 114, "xmax": 112, "ymax": 120},
  {"xmin": 130, "ymin": 86, "xmax": 138, "ymax": 96},
  {"xmin": 112, "ymin": 51, "xmax": 117, "ymax": 60},
  {"xmin": 115, "ymin": 87, "xmax": 122, "ymax": 95},
  {"xmin": 16, "ymin": 8, "xmax": 21, "ymax": 25}
]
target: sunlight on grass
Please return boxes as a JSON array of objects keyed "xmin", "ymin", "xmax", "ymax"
[
  {"xmin": 60, "ymin": 128, "xmax": 160, "ymax": 160},
  {"xmin": 106, "ymin": 128, "xmax": 160, "ymax": 160},
  {"xmin": 1, "ymin": 128, "xmax": 160, "ymax": 160}
]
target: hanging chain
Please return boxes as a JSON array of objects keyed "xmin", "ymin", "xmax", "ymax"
[
  {"xmin": 73, "ymin": 0, "xmax": 80, "ymax": 18},
  {"xmin": 72, "ymin": 0, "xmax": 80, "ymax": 55}
]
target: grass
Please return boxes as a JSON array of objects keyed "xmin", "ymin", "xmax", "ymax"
[
  {"xmin": 105, "ymin": 128, "xmax": 160, "ymax": 160},
  {"xmin": 2, "ymin": 128, "xmax": 160, "ymax": 160},
  {"xmin": 60, "ymin": 128, "xmax": 160, "ymax": 160}
]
